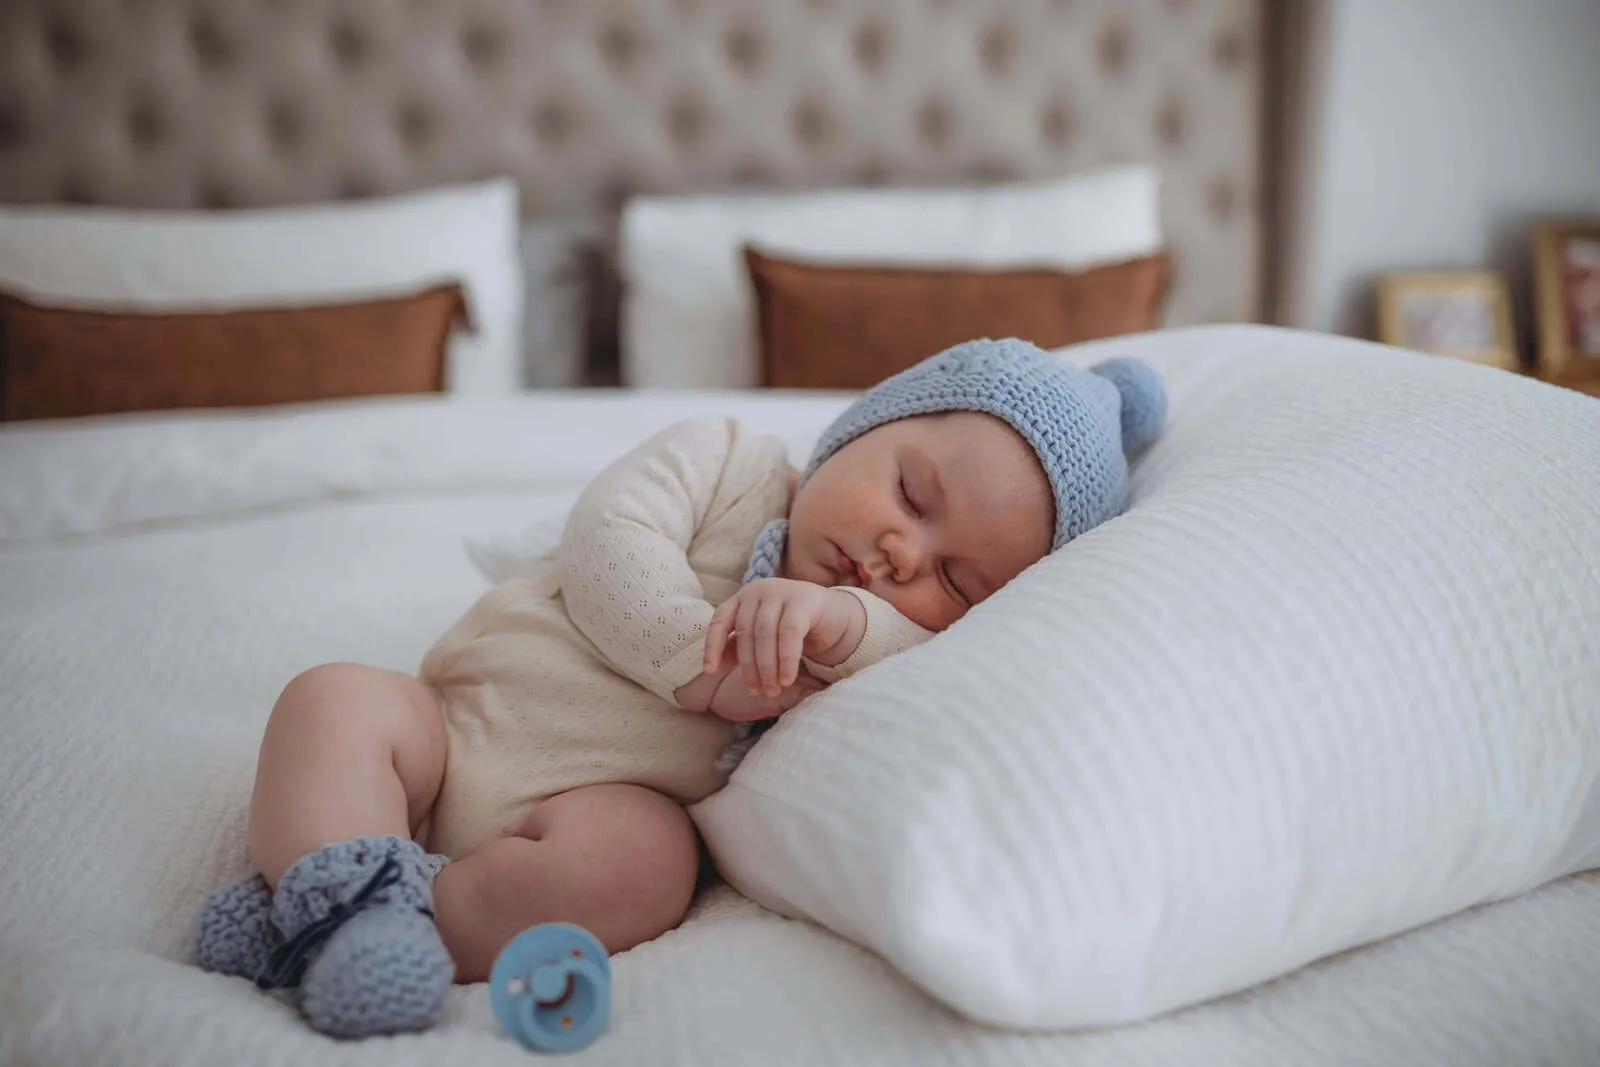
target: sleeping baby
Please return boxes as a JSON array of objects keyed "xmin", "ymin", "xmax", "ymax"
[{"xmin": 193, "ymin": 337, "xmax": 1166, "ymax": 1037}]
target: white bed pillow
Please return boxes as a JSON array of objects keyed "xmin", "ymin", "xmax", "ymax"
[
  {"xmin": 619, "ymin": 166, "xmax": 1161, "ymax": 388},
  {"xmin": 0, "ymin": 179, "xmax": 522, "ymax": 395},
  {"xmin": 692, "ymin": 324, "xmax": 1600, "ymax": 1030}
]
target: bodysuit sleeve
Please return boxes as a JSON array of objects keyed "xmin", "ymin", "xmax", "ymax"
[
  {"xmin": 802, "ymin": 586, "xmax": 935, "ymax": 684},
  {"xmin": 557, "ymin": 417, "xmax": 741, "ymax": 705}
]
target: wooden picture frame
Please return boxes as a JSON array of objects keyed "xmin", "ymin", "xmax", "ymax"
[
  {"xmin": 1533, "ymin": 218, "xmax": 1600, "ymax": 388},
  {"xmin": 1376, "ymin": 271, "xmax": 1519, "ymax": 372}
]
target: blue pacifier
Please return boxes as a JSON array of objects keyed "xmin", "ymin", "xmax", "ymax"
[{"xmin": 490, "ymin": 923, "xmax": 612, "ymax": 1054}]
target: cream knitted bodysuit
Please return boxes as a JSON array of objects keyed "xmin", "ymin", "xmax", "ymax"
[{"xmin": 417, "ymin": 416, "xmax": 931, "ymax": 860}]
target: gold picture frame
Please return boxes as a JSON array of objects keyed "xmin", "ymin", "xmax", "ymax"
[
  {"xmin": 1375, "ymin": 270, "xmax": 1519, "ymax": 372},
  {"xmin": 1533, "ymin": 218, "xmax": 1600, "ymax": 388}
]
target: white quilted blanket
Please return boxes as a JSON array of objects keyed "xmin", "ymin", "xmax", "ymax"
[{"xmin": 3, "ymin": 325, "xmax": 1599, "ymax": 1066}]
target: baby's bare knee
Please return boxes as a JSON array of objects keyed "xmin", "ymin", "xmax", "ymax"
[{"xmin": 272, "ymin": 662, "xmax": 440, "ymax": 745}]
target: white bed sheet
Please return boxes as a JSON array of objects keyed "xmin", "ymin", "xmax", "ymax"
[{"xmin": 3, "ymin": 327, "xmax": 1599, "ymax": 1066}]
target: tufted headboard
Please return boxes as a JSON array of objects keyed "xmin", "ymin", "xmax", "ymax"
[{"xmin": 0, "ymin": 0, "xmax": 1273, "ymax": 380}]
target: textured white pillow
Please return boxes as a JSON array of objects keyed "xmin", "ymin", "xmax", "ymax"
[
  {"xmin": 0, "ymin": 179, "xmax": 523, "ymax": 395},
  {"xmin": 692, "ymin": 324, "xmax": 1600, "ymax": 1029},
  {"xmin": 619, "ymin": 166, "xmax": 1161, "ymax": 388}
]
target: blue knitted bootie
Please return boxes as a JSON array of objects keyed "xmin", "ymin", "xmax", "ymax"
[
  {"xmin": 261, "ymin": 836, "xmax": 454, "ymax": 1038},
  {"xmin": 196, "ymin": 872, "xmax": 283, "ymax": 979}
]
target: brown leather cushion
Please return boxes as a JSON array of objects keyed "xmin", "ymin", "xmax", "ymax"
[
  {"xmin": 745, "ymin": 248, "xmax": 1172, "ymax": 389},
  {"xmin": 0, "ymin": 283, "xmax": 470, "ymax": 421}
]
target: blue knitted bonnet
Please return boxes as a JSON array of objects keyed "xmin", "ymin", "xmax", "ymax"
[{"xmin": 743, "ymin": 337, "xmax": 1167, "ymax": 583}]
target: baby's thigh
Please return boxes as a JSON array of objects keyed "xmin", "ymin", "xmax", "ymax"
[{"xmin": 433, "ymin": 783, "xmax": 700, "ymax": 980}]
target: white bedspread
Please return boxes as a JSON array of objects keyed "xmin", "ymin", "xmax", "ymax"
[{"xmin": 3, "ymin": 325, "xmax": 1598, "ymax": 1066}]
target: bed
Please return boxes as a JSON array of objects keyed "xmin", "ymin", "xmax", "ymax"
[
  {"xmin": 5, "ymin": 330, "xmax": 1600, "ymax": 1067},
  {"xmin": 4, "ymin": 2, "xmax": 1600, "ymax": 1065}
]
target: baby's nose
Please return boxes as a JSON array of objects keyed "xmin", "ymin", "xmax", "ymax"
[{"xmin": 882, "ymin": 532, "xmax": 923, "ymax": 582}]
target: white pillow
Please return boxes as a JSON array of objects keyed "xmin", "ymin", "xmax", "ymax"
[
  {"xmin": 692, "ymin": 324, "xmax": 1600, "ymax": 1029},
  {"xmin": 619, "ymin": 166, "xmax": 1161, "ymax": 388},
  {"xmin": 0, "ymin": 179, "xmax": 522, "ymax": 395}
]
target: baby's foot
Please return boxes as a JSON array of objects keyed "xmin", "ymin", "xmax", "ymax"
[
  {"xmin": 195, "ymin": 873, "xmax": 283, "ymax": 980},
  {"xmin": 265, "ymin": 836, "xmax": 454, "ymax": 1038}
]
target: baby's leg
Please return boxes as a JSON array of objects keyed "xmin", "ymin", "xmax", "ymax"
[
  {"xmin": 207, "ymin": 663, "xmax": 456, "ymax": 1037},
  {"xmin": 432, "ymin": 783, "xmax": 700, "ymax": 982},
  {"xmin": 249, "ymin": 662, "xmax": 446, "ymax": 885}
]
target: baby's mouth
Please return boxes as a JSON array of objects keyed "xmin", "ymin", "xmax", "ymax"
[{"xmin": 834, "ymin": 545, "xmax": 872, "ymax": 589}]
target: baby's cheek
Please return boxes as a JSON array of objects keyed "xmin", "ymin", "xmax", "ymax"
[{"xmin": 882, "ymin": 584, "xmax": 960, "ymax": 633}]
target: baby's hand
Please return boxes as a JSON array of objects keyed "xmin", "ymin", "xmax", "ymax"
[
  {"xmin": 703, "ymin": 578, "xmax": 865, "ymax": 697},
  {"xmin": 706, "ymin": 667, "xmax": 827, "ymax": 723}
]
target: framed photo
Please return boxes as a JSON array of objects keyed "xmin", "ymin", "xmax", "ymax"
[
  {"xmin": 1533, "ymin": 219, "xmax": 1600, "ymax": 386},
  {"xmin": 1376, "ymin": 271, "xmax": 1519, "ymax": 371}
]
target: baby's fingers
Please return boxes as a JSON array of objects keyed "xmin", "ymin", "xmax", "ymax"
[
  {"xmin": 776, "ymin": 605, "xmax": 807, "ymax": 688},
  {"xmin": 703, "ymin": 599, "xmax": 737, "ymax": 674},
  {"xmin": 753, "ymin": 598, "xmax": 785, "ymax": 697},
  {"xmin": 735, "ymin": 595, "xmax": 760, "ymax": 694}
]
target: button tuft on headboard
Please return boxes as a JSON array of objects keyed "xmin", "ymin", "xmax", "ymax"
[
  {"xmin": 462, "ymin": 23, "xmax": 502, "ymax": 67},
  {"xmin": 792, "ymin": 100, "xmax": 831, "ymax": 150},
  {"xmin": 599, "ymin": 23, "xmax": 643, "ymax": 71},
  {"xmin": 0, "ymin": 103, "xmax": 29, "ymax": 152},
  {"xmin": 396, "ymin": 101, "xmax": 435, "ymax": 150},
  {"xmin": 329, "ymin": 20, "xmax": 370, "ymax": 68},
  {"xmin": 725, "ymin": 24, "xmax": 765, "ymax": 76},
  {"xmin": 979, "ymin": 21, "xmax": 1016, "ymax": 77},
  {"xmin": 189, "ymin": 15, "xmax": 237, "ymax": 71},
  {"xmin": 58, "ymin": 175, "xmax": 97, "ymax": 205},
  {"xmin": 338, "ymin": 175, "xmax": 379, "ymax": 201},
  {"xmin": 855, "ymin": 160, "xmax": 890, "ymax": 187},
  {"xmin": 967, "ymin": 159, "xmax": 1018, "ymax": 184},
  {"xmin": 1040, "ymin": 100, "xmax": 1074, "ymax": 149},
  {"xmin": 916, "ymin": 98, "xmax": 953, "ymax": 150},
  {"xmin": 1155, "ymin": 96, "xmax": 1186, "ymax": 148},
  {"xmin": 197, "ymin": 177, "xmax": 237, "ymax": 210},
  {"xmin": 1208, "ymin": 174, "xmax": 1237, "ymax": 221},
  {"xmin": 667, "ymin": 95, "xmax": 709, "ymax": 151},
  {"xmin": 1097, "ymin": 15, "xmax": 1132, "ymax": 75},
  {"xmin": 732, "ymin": 160, "xmax": 774, "ymax": 186},
  {"xmin": 264, "ymin": 98, "xmax": 306, "ymax": 154},
  {"xmin": 530, "ymin": 99, "xmax": 575, "ymax": 147},
  {"xmin": 1213, "ymin": 27, "xmax": 1247, "ymax": 71},
  {"xmin": 45, "ymin": 15, "xmax": 91, "ymax": 72},
  {"xmin": 596, "ymin": 175, "xmax": 639, "ymax": 214},
  {"xmin": 852, "ymin": 21, "xmax": 889, "ymax": 75},
  {"xmin": 126, "ymin": 98, "xmax": 168, "ymax": 150}
]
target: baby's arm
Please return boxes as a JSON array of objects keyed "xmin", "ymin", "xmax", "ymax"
[
  {"xmin": 802, "ymin": 585, "xmax": 934, "ymax": 683},
  {"xmin": 557, "ymin": 417, "xmax": 817, "ymax": 720},
  {"xmin": 557, "ymin": 417, "xmax": 740, "ymax": 705}
]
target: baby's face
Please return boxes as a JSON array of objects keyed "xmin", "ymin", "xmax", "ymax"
[{"xmin": 785, "ymin": 412, "xmax": 1054, "ymax": 632}]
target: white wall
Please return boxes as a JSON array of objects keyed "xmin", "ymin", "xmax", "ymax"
[{"xmin": 1285, "ymin": 0, "xmax": 1600, "ymax": 352}]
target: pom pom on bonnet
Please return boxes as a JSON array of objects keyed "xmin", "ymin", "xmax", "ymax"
[{"xmin": 744, "ymin": 337, "xmax": 1167, "ymax": 582}]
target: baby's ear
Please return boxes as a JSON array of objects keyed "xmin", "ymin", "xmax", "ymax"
[{"xmin": 1088, "ymin": 357, "xmax": 1167, "ymax": 454}]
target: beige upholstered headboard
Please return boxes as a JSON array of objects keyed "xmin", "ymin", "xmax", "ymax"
[{"xmin": 0, "ymin": 0, "xmax": 1272, "ymax": 376}]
